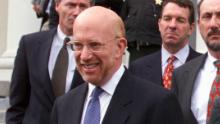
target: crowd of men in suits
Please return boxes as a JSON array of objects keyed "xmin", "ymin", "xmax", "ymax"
[{"xmin": 6, "ymin": 0, "xmax": 220, "ymax": 124}]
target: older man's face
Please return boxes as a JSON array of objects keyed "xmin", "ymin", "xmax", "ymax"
[
  {"xmin": 198, "ymin": 0, "xmax": 220, "ymax": 51},
  {"xmin": 55, "ymin": 0, "xmax": 91, "ymax": 35}
]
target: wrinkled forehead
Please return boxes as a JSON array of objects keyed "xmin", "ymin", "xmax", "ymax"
[
  {"xmin": 73, "ymin": 11, "xmax": 115, "ymax": 36},
  {"xmin": 200, "ymin": 0, "xmax": 220, "ymax": 15},
  {"xmin": 73, "ymin": 20, "xmax": 114, "ymax": 43}
]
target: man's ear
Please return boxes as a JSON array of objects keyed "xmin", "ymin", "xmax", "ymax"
[{"xmin": 115, "ymin": 37, "xmax": 127, "ymax": 58}]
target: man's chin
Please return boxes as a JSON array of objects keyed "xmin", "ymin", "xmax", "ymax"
[
  {"xmin": 207, "ymin": 43, "xmax": 220, "ymax": 52},
  {"xmin": 82, "ymin": 75, "xmax": 97, "ymax": 83}
]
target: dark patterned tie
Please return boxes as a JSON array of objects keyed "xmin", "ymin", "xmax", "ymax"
[
  {"xmin": 52, "ymin": 37, "xmax": 70, "ymax": 97},
  {"xmin": 207, "ymin": 60, "xmax": 220, "ymax": 123},
  {"xmin": 84, "ymin": 87, "xmax": 103, "ymax": 124},
  {"xmin": 163, "ymin": 55, "xmax": 176, "ymax": 90}
]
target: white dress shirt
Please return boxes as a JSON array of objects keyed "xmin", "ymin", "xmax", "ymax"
[
  {"xmin": 48, "ymin": 26, "xmax": 76, "ymax": 93},
  {"xmin": 161, "ymin": 44, "xmax": 189, "ymax": 75},
  {"xmin": 191, "ymin": 53, "xmax": 217, "ymax": 124},
  {"xmin": 80, "ymin": 64, "xmax": 125, "ymax": 124}
]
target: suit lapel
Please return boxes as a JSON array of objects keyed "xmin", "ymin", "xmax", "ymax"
[
  {"xmin": 185, "ymin": 54, "xmax": 207, "ymax": 104},
  {"xmin": 148, "ymin": 51, "xmax": 163, "ymax": 85},
  {"xmin": 102, "ymin": 70, "xmax": 133, "ymax": 124},
  {"xmin": 182, "ymin": 54, "xmax": 207, "ymax": 123},
  {"xmin": 68, "ymin": 83, "xmax": 88, "ymax": 124},
  {"xmin": 186, "ymin": 47, "xmax": 201, "ymax": 62},
  {"xmin": 37, "ymin": 29, "xmax": 57, "ymax": 103}
]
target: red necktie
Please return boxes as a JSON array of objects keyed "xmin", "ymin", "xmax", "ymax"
[
  {"xmin": 163, "ymin": 55, "xmax": 176, "ymax": 90},
  {"xmin": 207, "ymin": 60, "xmax": 220, "ymax": 122}
]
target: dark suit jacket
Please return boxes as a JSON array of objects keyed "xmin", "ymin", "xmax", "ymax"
[
  {"xmin": 120, "ymin": 0, "xmax": 162, "ymax": 44},
  {"xmin": 209, "ymin": 98, "xmax": 220, "ymax": 124},
  {"xmin": 129, "ymin": 47, "xmax": 201, "ymax": 86},
  {"xmin": 51, "ymin": 70, "xmax": 183, "ymax": 124},
  {"xmin": 172, "ymin": 54, "xmax": 208, "ymax": 124},
  {"xmin": 6, "ymin": 28, "xmax": 84, "ymax": 124}
]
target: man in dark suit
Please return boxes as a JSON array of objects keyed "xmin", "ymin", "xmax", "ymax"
[
  {"xmin": 6, "ymin": 0, "xmax": 93, "ymax": 123},
  {"xmin": 120, "ymin": 0, "xmax": 162, "ymax": 62},
  {"xmin": 129, "ymin": 0, "xmax": 201, "ymax": 89},
  {"xmin": 51, "ymin": 6, "xmax": 183, "ymax": 124},
  {"xmin": 172, "ymin": 0, "xmax": 220, "ymax": 124}
]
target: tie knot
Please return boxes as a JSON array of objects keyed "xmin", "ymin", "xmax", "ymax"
[
  {"xmin": 214, "ymin": 60, "xmax": 220, "ymax": 69},
  {"xmin": 63, "ymin": 37, "xmax": 70, "ymax": 46},
  {"xmin": 168, "ymin": 55, "xmax": 176, "ymax": 63},
  {"xmin": 91, "ymin": 87, "xmax": 103, "ymax": 99}
]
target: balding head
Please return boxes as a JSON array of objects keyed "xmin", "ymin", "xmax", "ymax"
[
  {"xmin": 71, "ymin": 6, "xmax": 127, "ymax": 86},
  {"xmin": 73, "ymin": 6, "xmax": 125, "ymax": 38}
]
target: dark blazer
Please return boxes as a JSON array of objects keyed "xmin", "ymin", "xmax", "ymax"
[
  {"xmin": 129, "ymin": 47, "xmax": 201, "ymax": 86},
  {"xmin": 120, "ymin": 0, "xmax": 162, "ymax": 44},
  {"xmin": 6, "ymin": 28, "xmax": 84, "ymax": 124},
  {"xmin": 209, "ymin": 98, "xmax": 220, "ymax": 124},
  {"xmin": 51, "ymin": 70, "xmax": 183, "ymax": 124},
  {"xmin": 172, "ymin": 54, "xmax": 208, "ymax": 124}
]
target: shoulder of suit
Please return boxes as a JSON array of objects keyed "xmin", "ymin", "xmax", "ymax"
[
  {"xmin": 22, "ymin": 28, "xmax": 57, "ymax": 38},
  {"xmin": 129, "ymin": 73, "xmax": 169, "ymax": 95},
  {"xmin": 131, "ymin": 51, "xmax": 161, "ymax": 65},
  {"xmin": 175, "ymin": 54, "xmax": 206, "ymax": 73}
]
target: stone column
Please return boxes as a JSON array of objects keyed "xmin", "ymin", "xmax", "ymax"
[
  {"xmin": 195, "ymin": 0, "xmax": 207, "ymax": 53},
  {"xmin": 0, "ymin": 0, "xmax": 41, "ymax": 96},
  {"xmin": 0, "ymin": 0, "xmax": 41, "ymax": 122}
]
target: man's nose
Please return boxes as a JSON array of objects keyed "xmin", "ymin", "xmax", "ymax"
[
  {"xmin": 209, "ymin": 15, "xmax": 219, "ymax": 29},
  {"xmin": 168, "ymin": 19, "xmax": 177, "ymax": 30},
  {"xmin": 80, "ymin": 46, "xmax": 93, "ymax": 60}
]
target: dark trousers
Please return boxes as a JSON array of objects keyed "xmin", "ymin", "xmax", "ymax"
[{"xmin": 128, "ymin": 44, "xmax": 161, "ymax": 63}]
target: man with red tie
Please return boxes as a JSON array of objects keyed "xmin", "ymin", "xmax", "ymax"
[{"xmin": 129, "ymin": 0, "xmax": 201, "ymax": 89}]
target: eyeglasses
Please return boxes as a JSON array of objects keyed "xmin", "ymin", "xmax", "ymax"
[{"xmin": 69, "ymin": 38, "xmax": 119, "ymax": 52}]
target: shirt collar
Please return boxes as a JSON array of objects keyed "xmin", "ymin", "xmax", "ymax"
[
  {"xmin": 57, "ymin": 25, "xmax": 72, "ymax": 43},
  {"xmin": 162, "ymin": 44, "xmax": 189, "ymax": 66},
  {"xmin": 205, "ymin": 52, "xmax": 218, "ymax": 72},
  {"xmin": 87, "ymin": 64, "xmax": 125, "ymax": 97}
]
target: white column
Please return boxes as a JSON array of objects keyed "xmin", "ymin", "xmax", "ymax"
[
  {"xmin": 0, "ymin": 0, "xmax": 41, "ymax": 96},
  {"xmin": 196, "ymin": 0, "xmax": 207, "ymax": 54},
  {"xmin": 196, "ymin": 25, "xmax": 207, "ymax": 53}
]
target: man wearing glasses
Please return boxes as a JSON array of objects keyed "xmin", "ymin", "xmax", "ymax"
[{"xmin": 51, "ymin": 6, "xmax": 183, "ymax": 124}]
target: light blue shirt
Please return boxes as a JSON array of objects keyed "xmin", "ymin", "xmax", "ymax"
[{"xmin": 161, "ymin": 44, "xmax": 189, "ymax": 75}]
